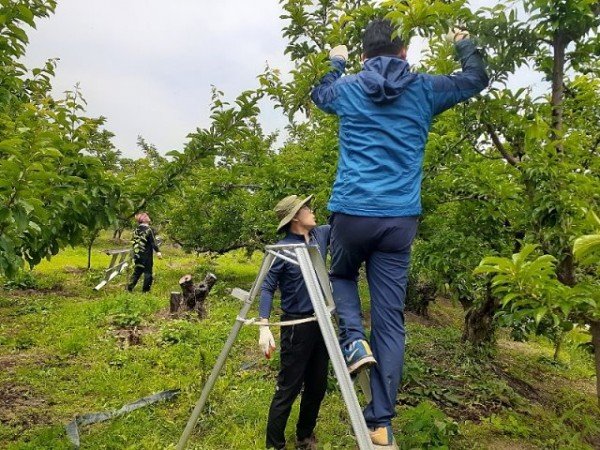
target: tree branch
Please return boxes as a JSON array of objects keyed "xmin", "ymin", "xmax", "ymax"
[
  {"xmin": 423, "ymin": 135, "xmax": 470, "ymax": 178},
  {"xmin": 437, "ymin": 194, "xmax": 489, "ymax": 205},
  {"xmin": 219, "ymin": 183, "xmax": 262, "ymax": 191},
  {"xmin": 194, "ymin": 243, "xmax": 251, "ymax": 255},
  {"xmin": 471, "ymin": 145, "xmax": 504, "ymax": 160},
  {"xmin": 484, "ymin": 123, "xmax": 520, "ymax": 167}
]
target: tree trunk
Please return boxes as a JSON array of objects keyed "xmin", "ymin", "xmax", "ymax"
[
  {"xmin": 87, "ymin": 241, "xmax": 93, "ymax": 270},
  {"xmin": 170, "ymin": 292, "xmax": 183, "ymax": 313},
  {"xmin": 590, "ymin": 320, "xmax": 600, "ymax": 407},
  {"xmin": 113, "ymin": 228, "xmax": 123, "ymax": 242},
  {"xmin": 551, "ymin": 31, "xmax": 566, "ymax": 151},
  {"xmin": 86, "ymin": 232, "xmax": 99, "ymax": 270},
  {"xmin": 557, "ymin": 252, "xmax": 576, "ymax": 287},
  {"xmin": 463, "ymin": 284, "xmax": 498, "ymax": 347},
  {"xmin": 405, "ymin": 274, "xmax": 436, "ymax": 317},
  {"xmin": 169, "ymin": 273, "xmax": 217, "ymax": 318},
  {"xmin": 553, "ymin": 331, "xmax": 564, "ymax": 362}
]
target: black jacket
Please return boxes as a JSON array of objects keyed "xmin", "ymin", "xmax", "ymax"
[{"xmin": 131, "ymin": 224, "xmax": 160, "ymax": 264}]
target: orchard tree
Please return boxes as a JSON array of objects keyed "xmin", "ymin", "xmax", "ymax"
[
  {"xmin": 379, "ymin": 0, "xmax": 599, "ymax": 345},
  {"xmin": 476, "ymin": 231, "xmax": 600, "ymax": 404},
  {"xmin": 164, "ymin": 87, "xmax": 343, "ymax": 254},
  {"xmin": 573, "ymin": 212, "xmax": 600, "ymax": 404},
  {"xmin": 0, "ymin": 1, "xmax": 122, "ymax": 276},
  {"xmin": 141, "ymin": 0, "xmax": 599, "ymax": 355},
  {"xmin": 164, "ymin": 88, "xmax": 275, "ymax": 253},
  {"xmin": 85, "ymin": 127, "xmax": 122, "ymax": 172}
]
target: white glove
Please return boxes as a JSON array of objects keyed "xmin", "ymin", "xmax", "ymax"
[
  {"xmin": 446, "ymin": 27, "xmax": 469, "ymax": 43},
  {"xmin": 258, "ymin": 319, "xmax": 276, "ymax": 358},
  {"xmin": 156, "ymin": 252, "xmax": 162, "ymax": 259},
  {"xmin": 329, "ymin": 44, "xmax": 348, "ymax": 61}
]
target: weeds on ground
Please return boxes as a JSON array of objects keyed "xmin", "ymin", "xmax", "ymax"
[{"xmin": 0, "ymin": 238, "xmax": 597, "ymax": 449}]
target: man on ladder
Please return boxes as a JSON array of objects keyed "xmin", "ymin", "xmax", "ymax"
[
  {"xmin": 311, "ymin": 19, "xmax": 488, "ymax": 449},
  {"xmin": 258, "ymin": 194, "xmax": 330, "ymax": 450}
]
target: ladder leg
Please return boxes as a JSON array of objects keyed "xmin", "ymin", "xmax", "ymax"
[
  {"xmin": 118, "ymin": 252, "xmax": 129, "ymax": 273},
  {"xmin": 308, "ymin": 247, "xmax": 373, "ymax": 404},
  {"xmin": 357, "ymin": 371, "xmax": 372, "ymax": 402},
  {"xmin": 295, "ymin": 247, "xmax": 373, "ymax": 450},
  {"xmin": 106, "ymin": 254, "xmax": 119, "ymax": 281},
  {"xmin": 307, "ymin": 246, "xmax": 335, "ymax": 309},
  {"xmin": 176, "ymin": 252, "xmax": 276, "ymax": 450}
]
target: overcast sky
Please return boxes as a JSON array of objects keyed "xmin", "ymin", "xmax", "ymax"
[
  {"xmin": 23, "ymin": 0, "xmax": 544, "ymax": 158},
  {"xmin": 23, "ymin": 1, "xmax": 296, "ymax": 157}
]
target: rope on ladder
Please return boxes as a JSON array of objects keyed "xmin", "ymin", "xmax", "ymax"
[{"xmin": 236, "ymin": 307, "xmax": 335, "ymax": 327}]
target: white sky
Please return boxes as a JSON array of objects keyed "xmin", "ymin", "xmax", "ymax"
[
  {"xmin": 23, "ymin": 0, "xmax": 545, "ymax": 158},
  {"xmin": 24, "ymin": 1, "xmax": 295, "ymax": 157}
]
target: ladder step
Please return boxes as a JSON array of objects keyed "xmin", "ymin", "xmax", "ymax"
[{"xmin": 230, "ymin": 288, "xmax": 249, "ymax": 302}]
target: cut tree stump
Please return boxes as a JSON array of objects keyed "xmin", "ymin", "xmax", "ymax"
[{"xmin": 169, "ymin": 272, "xmax": 217, "ymax": 318}]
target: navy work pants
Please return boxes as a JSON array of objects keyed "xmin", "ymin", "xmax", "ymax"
[{"xmin": 329, "ymin": 213, "xmax": 418, "ymax": 428}]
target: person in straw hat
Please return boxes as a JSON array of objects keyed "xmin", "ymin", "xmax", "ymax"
[{"xmin": 258, "ymin": 194, "xmax": 330, "ymax": 450}]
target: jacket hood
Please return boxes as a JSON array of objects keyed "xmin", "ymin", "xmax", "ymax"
[{"xmin": 357, "ymin": 56, "xmax": 417, "ymax": 104}]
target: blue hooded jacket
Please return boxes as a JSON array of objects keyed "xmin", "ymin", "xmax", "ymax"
[{"xmin": 311, "ymin": 39, "xmax": 488, "ymax": 217}]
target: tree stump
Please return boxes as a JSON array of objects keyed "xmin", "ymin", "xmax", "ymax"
[
  {"xmin": 169, "ymin": 272, "xmax": 217, "ymax": 318},
  {"xmin": 405, "ymin": 273, "xmax": 437, "ymax": 317}
]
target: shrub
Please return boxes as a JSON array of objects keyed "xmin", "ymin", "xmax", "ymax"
[{"xmin": 400, "ymin": 401, "xmax": 458, "ymax": 449}]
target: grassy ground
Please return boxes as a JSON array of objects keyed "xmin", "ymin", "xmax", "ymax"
[{"xmin": 0, "ymin": 233, "xmax": 598, "ymax": 449}]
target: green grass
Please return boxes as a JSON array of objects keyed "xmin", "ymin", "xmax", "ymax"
[{"xmin": 0, "ymin": 232, "xmax": 598, "ymax": 449}]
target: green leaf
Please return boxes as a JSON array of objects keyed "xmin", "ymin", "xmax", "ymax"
[
  {"xmin": 17, "ymin": 5, "xmax": 35, "ymax": 27},
  {"xmin": 573, "ymin": 233, "xmax": 600, "ymax": 265},
  {"xmin": 28, "ymin": 221, "xmax": 41, "ymax": 233},
  {"xmin": 534, "ymin": 307, "xmax": 547, "ymax": 325}
]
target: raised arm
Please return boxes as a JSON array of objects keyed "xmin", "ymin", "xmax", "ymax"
[
  {"xmin": 310, "ymin": 45, "xmax": 348, "ymax": 114},
  {"xmin": 430, "ymin": 32, "xmax": 489, "ymax": 116}
]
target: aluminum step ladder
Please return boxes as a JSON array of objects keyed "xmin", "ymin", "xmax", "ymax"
[
  {"xmin": 176, "ymin": 243, "xmax": 374, "ymax": 449},
  {"xmin": 94, "ymin": 249, "xmax": 131, "ymax": 290}
]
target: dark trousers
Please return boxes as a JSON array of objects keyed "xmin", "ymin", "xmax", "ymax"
[
  {"xmin": 329, "ymin": 213, "xmax": 418, "ymax": 428},
  {"xmin": 266, "ymin": 317, "xmax": 329, "ymax": 449},
  {"xmin": 127, "ymin": 259, "xmax": 153, "ymax": 292}
]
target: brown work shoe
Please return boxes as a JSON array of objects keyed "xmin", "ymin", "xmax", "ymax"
[
  {"xmin": 296, "ymin": 433, "xmax": 317, "ymax": 450},
  {"xmin": 370, "ymin": 426, "xmax": 399, "ymax": 449}
]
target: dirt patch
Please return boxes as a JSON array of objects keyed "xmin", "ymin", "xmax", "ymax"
[
  {"xmin": 485, "ymin": 438, "xmax": 539, "ymax": 450},
  {"xmin": 490, "ymin": 364, "xmax": 544, "ymax": 404},
  {"xmin": 4, "ymin": 287, "xmax": 80, "ymax": 298},
  {"xmin": 428, "ymin": 297, "xmax": 465, "ymax": 328},
  {"xmin": 406, "ymin": 311, "xmax": 437, "ymax": 327},
  {"xmin": 446, "ymin": 402, "xmax": 505, "ymax": 423},
  {"xmin": 0, "ymin": 352, "xmax": 49, "ymax": 374},
  {"xmin": 110, "ymin": 325, "xmax": 157, "ymax": 347},
  {"xmin": 63, "ymin": 266, "xmax": 87, "ymax": 274},
  {"xmin": 112, "ymin": 327, "xmax": 143, "ymax": 347},
  {"xmin": 0, "ymin": 382, "xmax": 50, "ymax": 427},
  {"xmin": 584, "ymin": 433, "xmax": 600, "ymax": 449}
]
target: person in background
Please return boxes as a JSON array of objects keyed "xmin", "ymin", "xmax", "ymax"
[{"xmin": 127, "ymin": 212, "xmax": 161, "ymax": 293}]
